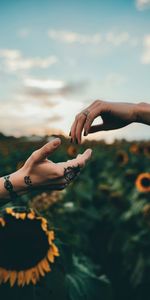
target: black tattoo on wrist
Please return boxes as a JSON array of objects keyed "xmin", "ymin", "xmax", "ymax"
[
  {"xmin": 64, "ymin": 165, "xmax": 81, "ymax": 184},
  {"xmin": 24, "ymin": 176, "xmax": 32, "ymax": 187},
  {"xmin": 3, "ymin": 175, "xmax": 18, "ymax": 200}
]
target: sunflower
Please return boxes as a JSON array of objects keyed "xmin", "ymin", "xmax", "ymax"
[
  {"xmin": 144, "ymin": 144, "xmax": 150, "ymax": 158},
  {"xmin": 135, "ymin": 173, "xmax": 150, "ymax": 193},
  {"xmin": 143, "ymin": 204, "xmax": 150, "ymax": 220},
  {"xmin": 129, "ymin": 143, "xmax": 139, "ymax": 155},
  {"xmin": 116, "ymin": 150, "xmax": 129, "ymax": 166},
  {"xmin": 67, "ymin": 145, "xmax": 77, "ymax": 157},
  {"xmin": 30, "ymin": 191, "xmax": 63, "ymax": 212},
  {"xmin": 0, "ymin": 207, "xmax": 59, "ymax": 287}
]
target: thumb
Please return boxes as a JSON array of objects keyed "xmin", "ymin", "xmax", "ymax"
[
  {"xmin": 88, "ymin": 124, "xmax": 108, "ymax": 133},
  {"xmin": 32, "ymin": 138, "xmax": 61, "ymax": 162}
]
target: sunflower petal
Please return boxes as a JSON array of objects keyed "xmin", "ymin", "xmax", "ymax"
[
  {"xmin": 49, "ymin": 230, "xmax": 55, "ymax": 241},
  {"xmin": 10, "ymin": 271, "xmax": 17, "ymax": 287},
  {"xmin": 24, "ymin": 269, "xmax": 33, "ymax": 285},
  {"xmin": 18, "ymin": 271, "xmax": 25, "ymax": 287},
  {"xmin": 47, "ymin": 248, "xmax": 54, "ymax": 263},
  {"xmin": 51, "ymin": 243, "xmax": 59, "ymax": 257},
  {"xmin": 0, "ymin": 217, "xmax": 5, "ymax": 227},
  {"xmin": 6, "ymin": 208, "xmax": 13, "ymax": 215},
  {"xmin": 40, "ymin": 258, "xmax": 51, "ymax": 273},
  {"xmin": 3, "ymin": 269, "xmax": 10, "ymax": 283},
  {"xmin": 30, "ymin": 268, "xmax": 39, "ymax": 285},
  {"xmin": 19, "ymin": 213, "xmax": 26, "ymax": 220},
  {"xmin": 37, "ymin": 262, "xmax": 45, "ymax": 277},
  {"xmin": 27, "ymin": 212, "xmax": 35, "ymax": 220},
  {"xmin": 0, "ymin": 268, "xmax": 4, "ymax": 284}
]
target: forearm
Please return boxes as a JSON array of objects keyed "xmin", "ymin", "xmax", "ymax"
[{"xmin": 135, "ymin": 102, "xmax": 150, "ymax": 125}]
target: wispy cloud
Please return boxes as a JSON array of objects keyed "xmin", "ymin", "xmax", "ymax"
[
  {"xmin": 136, "ymin": 0, "xmax": 150, "ymax": 10},
  {"xmin": 48, "ymin": 29, "xmax": 138, "ymax": 47},
  {"xmin": 141, "ymin": 35, "xmax": 150, "ymax": 64},
  {"xmin": 48, "ymin": 30, "xmax": 102, "ymax": 44},
  {"xmin": 23, "ymin": 77, "xmax": 88, "ymax": 99},
  {"xmin": 105, "ymin": 32, "xmax": 130, "ymax": 46},
  {"xmin": 0, "ymin": 49, "xmax": 58, "ymax": 72}
]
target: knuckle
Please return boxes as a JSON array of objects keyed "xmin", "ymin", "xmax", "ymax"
[
  {"xmin": 31, "ymin": 150, "xmax": 38, "ymax": 160},
  {"xmin": 79, "ymin": 114, "xmax": 84, "ymax": 120},
  {"xmin": 93, "ymin": 99, "xmax": 100, "ymax": 105},
  {"xmin": 44, "ymin": 145, "xmax": 51, "ymax": 153},
  {"xmin": 75, "ymin": 114, "xmax": 80, "ymax": 120},
  {"xmin": 88, "ymin": 112, "xmax": 93, "ymax": 120}
]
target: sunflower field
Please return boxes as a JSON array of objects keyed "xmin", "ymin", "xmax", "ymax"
[{"xmin": 0, "ymin": 132, "xmax": 150, "ymax": 300}]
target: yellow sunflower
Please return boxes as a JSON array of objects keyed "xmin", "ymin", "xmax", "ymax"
[
  {"xmin": 30, "ymin": 191, "xmax": 63, "ymax": 212},
  {"xmin": 0, "ymin": 207, "xmax": 59, "ymax": 287},
  {"xmin": 116, "ymin": 150, "xmax": 129, "ymax": 166},
  {"xmin": 67, "ymin": 145, "xmax": 77, "ymax": 157},
  {"xmin": 144, "ymin": 144, "xmax": 150, "ymax": 158},
  {"xmin": 143, "ymin": 204, "xmax": 150, "ymax": 220},
  {"xmin": 129, "ymin": 143, "xmax": 139, "ymax": 155},
  {"xmin": 135, "ymin": 173, "xmax": 150, "ymax": 193}
]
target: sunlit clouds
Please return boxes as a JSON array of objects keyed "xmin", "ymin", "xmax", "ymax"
[
  {"xmin": 0, "ymin": 49, "xmax": 58, "ymax": 72},
  {"xmin": 141, "ymin": 35, "xmax": 150, "ymax": 64},
  {"xmin": 48, "ymin": 29, "xmax": 138, "ymax": 48},
  {"xmin": 48, "ymin": 30, "xmax": 102, "ymax": 44},
  {"xmin": 0, "ymin": 0, "xmax": 150, "ymax": 141},
  {"xmin": 136, "ymin": 0, "xmax": 150, "ymax": 10}
]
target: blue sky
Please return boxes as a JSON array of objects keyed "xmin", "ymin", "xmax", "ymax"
[{"xmin": 0, "ymin": 0, "xmax": 150, "ymax": 141}]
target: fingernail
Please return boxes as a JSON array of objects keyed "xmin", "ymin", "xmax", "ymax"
[{"xmin": 53, "ymin": 138, "xmax": 61, "ymax": 146}]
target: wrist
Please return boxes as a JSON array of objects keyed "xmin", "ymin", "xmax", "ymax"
[
  {"xmin": 10, "ymin": 168, "xmax": 30, "ymax": 194},
  {"xmin": 134, "ymin": 102, "xmax": 149, "ymax": 123},
  {"xmin": 0, "ymin": 169, "xmax": 28, "ymax": 200}
]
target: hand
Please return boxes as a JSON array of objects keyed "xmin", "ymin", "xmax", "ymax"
[
  {"xmin": 70, "ymin": 100, "xmax": 137, "ymax": 144},
  {"xmin": 10, "ymin": 138, "xmax": 92, "ymax": 194}
]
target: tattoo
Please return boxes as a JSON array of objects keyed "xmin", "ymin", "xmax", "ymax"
[
  {"xmin": 24, "ymin": 176, "xmax": 32, "ymax": 187},
  {"xmin": 3, "ymin": 175, "xmax": 18, "ymax": 200},
  {"xmin": 64, "ymin": 165, "xmax": 81, "ymax": 184}
]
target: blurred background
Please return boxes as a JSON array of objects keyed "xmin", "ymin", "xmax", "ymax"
[
  {"xmin": 0, "ymin": 0, "xmax": 150, "ymax": 142},
  {"xmin": 0, "ymin": 1, "xmax": 150, "ymax": 300}
]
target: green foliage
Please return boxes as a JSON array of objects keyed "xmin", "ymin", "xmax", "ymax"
[{"xmin": 0, "ymin": 135, "xmax": 150, "ymax": 300}]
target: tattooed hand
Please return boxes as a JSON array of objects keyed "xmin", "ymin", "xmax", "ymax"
[{"xmin": 0, "ymin": 138, "xmax": 92, "ymax": 199}]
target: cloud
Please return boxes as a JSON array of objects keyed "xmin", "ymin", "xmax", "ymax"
[
  {"xmin": 105, "ymin": 32, "xmax": 130, "ymax": 46},
  {"xmin": 0, "ymin": 97, "xmax": 63, "ymax": 136},
  {"xmin": 22, "ymin": 77, "xmax": 88, "ymax": 99},
  {"xmin": 48, "ymin": 29, "xmax": 138, "ymax": 48},
  {"xmin": 46, "ymin": 115, "xmax": 63, "ymax": 123},
  {"xmin": 136, "ymin": 0, "xmax": 150, "ymax": 10},
  {"xmin": 0, "ymin": 49, "xmax": 21, "ymax": 60},
  {"xmin": 141, "ymin": 35, "xmax": 150, "ymax": 64},
  {"xmin": 48, "ymin": 29, "xmax": 102, "ymax": 44},
  {"xmin": 0, "ymin": 49, "xmax": 58, "ymax": 72}
]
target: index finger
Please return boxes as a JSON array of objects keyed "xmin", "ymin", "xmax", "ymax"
[{"xmin": 65, "ymin": 148, "xmax": 92, "ymax": 169}]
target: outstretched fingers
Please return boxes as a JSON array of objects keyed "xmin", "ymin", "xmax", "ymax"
[
  {"xmin": 70, "ymin": 100, "xmax": 104, "ymax": 144},
  {"xmin": 31, "ymin": 138, "xmax": 61, "ymax": 163}
]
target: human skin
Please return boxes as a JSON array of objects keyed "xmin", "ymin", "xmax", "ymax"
[
  {"xmin": 70, "ymin": 101, "xmax": 150, "ymax": 144},
  {"xmin": 0, "ymin": 138, "xmax": 92, "ymax": 201}
]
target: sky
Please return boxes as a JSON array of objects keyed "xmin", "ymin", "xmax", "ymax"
[{"xmin": 0, "ymin": 0, "xmax": 150, "ymax": 142}]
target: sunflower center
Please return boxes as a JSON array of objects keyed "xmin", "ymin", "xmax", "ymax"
[
  {"xmin": 141, "ymin": 177, "xmax": 150, "ymax": 188},
  {"xmin": 0, "ymin": 216, "xmax": 49, "ymax": 271}
]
